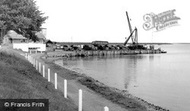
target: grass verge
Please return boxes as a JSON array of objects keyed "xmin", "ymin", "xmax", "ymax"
[{"xmin": 0, "ymin": 51, "xmax": 77, "ymax": 111}]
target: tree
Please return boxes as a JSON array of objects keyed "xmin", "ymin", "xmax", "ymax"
[{"xmin": 0, "ymin": 0, "xmax": 48, "ymax": 42}]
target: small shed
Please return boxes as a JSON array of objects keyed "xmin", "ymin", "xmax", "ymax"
[{"xmin": 3, "ymin": 30, "xmax": 27, "ymax": 44}]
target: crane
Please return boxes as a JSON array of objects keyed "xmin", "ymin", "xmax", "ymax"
[{"xmin": 124, "ymin": 11, "xmax": 138, "ymax": 46}]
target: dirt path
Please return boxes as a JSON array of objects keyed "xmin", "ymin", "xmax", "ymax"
[{"xmin": 30, "ymin": 53, "xmax": 128, "ymax": 111}]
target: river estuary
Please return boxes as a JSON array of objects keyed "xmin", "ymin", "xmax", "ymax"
[{"xmin": 55, "ymin": 44, "xmax": 190, "ymax": 111}]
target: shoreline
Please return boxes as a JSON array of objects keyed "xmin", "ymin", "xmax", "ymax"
[{"xmin": 42, "ymin": 54, "xmax": 169, "ymax": 111}]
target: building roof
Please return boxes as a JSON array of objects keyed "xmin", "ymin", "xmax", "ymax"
[{"xmin": 7, "ymin": 30, "xmax": 27, "ymax": 39}]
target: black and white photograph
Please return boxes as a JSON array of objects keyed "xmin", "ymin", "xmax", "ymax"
[{"xmin": 0, "ymin": 0, "xmax": 189, "ymax": 111}]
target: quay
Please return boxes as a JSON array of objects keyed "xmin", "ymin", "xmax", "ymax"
[{"xmin": 46, "ymin": 49, "xmax": 166, "ymax": 58}]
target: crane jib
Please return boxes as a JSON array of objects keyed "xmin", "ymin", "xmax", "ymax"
[{"xmin": 124, "ymin": 11, "xmax": 138, "ymax": 45}]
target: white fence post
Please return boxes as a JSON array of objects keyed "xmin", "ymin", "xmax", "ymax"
[
  {"xmin": 64, "ymin": 79, "xmax": 67, "ymax": 98},
  {"xmin": 33, "ymin": 58, "xmax": 35, "ymax": 67},
  {"xmin": 25, "ymin": 53, "xmax": 27, "ymax": 59},
  {"xmin": 43, "ymin": 65, "xmax": 45, "ymax": 77},
  {"xmin": 28, "ymin": 55, "xmax": 30, "ymax": 62},
  {"xmin": 31, "ymin": 57, "xmax": 33, "ymax": 64},
  {"xmin": 104, "ymin": 106, "xmax": 109, "ymax": 111},
  {"xmin": 33, "ymin": 59, "xmax": 35, "ymax": 67},
  {"xmin": 39, "ymin": 62, "xmax": 41, "ymax": 73},
  {"xmin": 27, "ymin": 54, "xmax": 29, "ymax": 60},
  {"xmin": 55, "ymin": 73, "xmax": 57, "ymax": 89},
  {"xmin": 36, "ymin": 60, "xmax": 38, "ymax": 70},
  {"xmin": 30, "ymin": 56, "xmax": 32, "ymax": 63},
  {"xmin": 79, "ymin": 89, "xmax": 82, "ymax": 111},
  {"xmin": 48, "ymin": 68, "xmax": 50, "ymax": 82},
  {"xmin": 34, "ymin": 59, "xmax": 37, "ymax": 68},
  {"xmin": 29, "ymin": 55, "xmax": 31, "ymax": 62}
]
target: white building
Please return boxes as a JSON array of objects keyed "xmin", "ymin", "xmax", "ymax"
[
  {"xmin": 3, "ymin": 30, "xmax": 46, "ymax": 52},
  {"xmin": 13, "ymin": 42, "xmax": 46, "ymax": 52}
]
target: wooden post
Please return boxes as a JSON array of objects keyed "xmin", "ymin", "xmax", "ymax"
[
  {"xmin": 78, "ymin": 89, "xmax": 82, "ymax": 111},
  {"xmin": 104, "ymin": 106, "xmax": 109, "ymax": 111},
  {"xmin": 48, "ymin": 68, "xmax": 50, "ymax": 82},
  {"xmin": 55, "ymin": 73, "xmax": 57, "ymax": 89},
  {"xmin": 28, "ymin": 55, "xmax": 30, "ymax": 62},
  {"xmin": 33, "ymin": 58, "xmax": 35, "ymax": 67},
  {"xmin": 36, "ymin": 60, "xmax": 38, "ymax": 70},
  {"xmin": 64, "ymin": 79, "xmax": 67, "ymax": 98},
  {"xmin": 35, "ymin": 59, "xmax": 37, "ymax": 68},
  {"xmin": 29, "ymin": 56, "xmax": 31, "ymax": 64},
  {"xmin": 27, "ymin": 53, "xmax": 29, "ymax": 60},
  {"xmin": 32, "ymin": 57, "xmax": 35, "ymax": 67},
  {"xmin": 34, "ymin": 59, "xmax": 36, "ymax": 67},
  {"xmin": 39, "ymin": 62, "xmax": 41, "ymax": 73},
  {"xmin": 33, "ymin": 59, "xmax": 35, "ymax": 67},
  {"xmin": 25, "ymin": 53, "xmax": 27, "ymax": 59},
  {"xmin": 43, "ymin": 65, "xmax": 45, "ymax": 77}
]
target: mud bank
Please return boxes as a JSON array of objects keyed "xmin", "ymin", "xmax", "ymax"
[{"xmin": 78, "ymin": 76, "xmax": 169, "ymax": 111}]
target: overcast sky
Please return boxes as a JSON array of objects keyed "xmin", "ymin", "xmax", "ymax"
[{"xmin": 36, "ymin": 0, "xmax": 189, "ymax": 43}]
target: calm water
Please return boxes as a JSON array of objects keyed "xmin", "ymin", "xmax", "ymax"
[{"xmin": 55, "ymin": 44, "xmax": 190, "ymax": 111}]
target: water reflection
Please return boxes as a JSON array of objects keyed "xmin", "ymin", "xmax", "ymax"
[
  {"xmin": 148, "ymin": 54, "xmax": 161, "ymax": 61},
  {"xmin": 123, "ymin": 55, "xmax": 148, "ymax": 89}
]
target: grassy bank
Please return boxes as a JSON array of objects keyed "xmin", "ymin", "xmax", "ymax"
[{"xmin": 0, "ymin": 51, "xmax": 77, "ymax": 111}]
